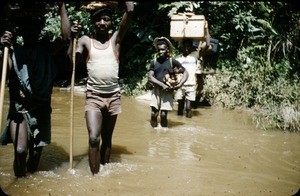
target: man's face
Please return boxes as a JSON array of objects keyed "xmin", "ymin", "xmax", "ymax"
[
  {"xmin": 19, "ymin": 19, "xmax": 44, "ymax": 44},
  {"xmin": 93, "ymin": 12, "xmax": 112, "ymax": 32},
  {"xmin": 182, "ymin": 41, "xmax": 193, "ymax": 55},
  {"xmin": 157, "ymin": 44, "xmax": 169, "ymax": 58}
]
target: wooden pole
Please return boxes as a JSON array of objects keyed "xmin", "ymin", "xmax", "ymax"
[
  {"xmin": 0, "ymin": 47, "xmax": 9, "ymax": 132},
  {"xmin": 69, "ymin": 38, "xmax": 77, "ymax": 170}
]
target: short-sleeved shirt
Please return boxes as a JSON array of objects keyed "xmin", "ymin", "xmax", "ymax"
[{"xmin": 149, "ymin": 58, "xmax": 185, "ymax": 83}]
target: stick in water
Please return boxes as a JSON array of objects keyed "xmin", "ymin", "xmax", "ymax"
[
  {"xmin": 69, "ymin": 37, "xmax": 77, "ymax": 170},
  {"xmin": 0, "ymin": 47, "xmax": 9, "ymax": 132}
]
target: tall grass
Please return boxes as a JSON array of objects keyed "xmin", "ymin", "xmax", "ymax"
[{"xmin": 202, "ymin": 60, "xmax": 300, "ymax": 132}]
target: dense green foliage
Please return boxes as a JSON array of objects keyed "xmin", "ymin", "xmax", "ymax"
[{"xmin": 1, "ymin": 2, "xmax": 299, "ymax": 132}]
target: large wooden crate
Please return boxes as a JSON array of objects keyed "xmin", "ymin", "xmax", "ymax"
[{"xmin": 170, "ymin": 14, "xmax": 206, "ymax": 41}]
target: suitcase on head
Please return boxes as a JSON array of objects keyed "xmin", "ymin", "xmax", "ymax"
[{"xmin": 170, "ymin": 13, "xmax": 206, "ymax": 42}]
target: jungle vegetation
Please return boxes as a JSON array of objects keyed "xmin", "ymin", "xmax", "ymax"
[{"xmin": 0, "ymin": 1, "xmax": 299, "ymax": 132}]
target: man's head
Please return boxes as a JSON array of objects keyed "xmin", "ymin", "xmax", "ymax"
[
  {"xmin": 153, "ymin": 37, "xmax": 173, "ymax": 58},
  {"xmin": 90, "ymin": 7, "xmax": 113, "ymax": 32},
  {"xmin": 180, "ymin": 38, "xmax": 194, "ymax": 56},
  {"xmin": 16, "ymin": 16, "xmax": 45, "ymax": 43},
  {"xmin": 90, "ymin": 7, "xmax": 113, "ymax": 21}
]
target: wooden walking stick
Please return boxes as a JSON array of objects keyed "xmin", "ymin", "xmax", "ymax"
[
  {"xmin": 69, "ymin": 37, "xmax": 77, "ymax": 170},
  {"xmin": 0, "ymin": 47, "xmax": 9, "ymax": 132}
]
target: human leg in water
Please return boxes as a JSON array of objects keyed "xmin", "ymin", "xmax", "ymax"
[
  {"xmin": 185, "ymin": 99, "xmax": 192, "ymax": 118},
  {"xmin": 27, "ymin": 146, "xmax": 43, "ymax": 173},
  {"xmin": 160, "ymin": 110, "xmax": 168, "ymax": 127},
  {"xmin": 194, "ymin": 74, "xmax": 204, "ymax": 109},
  {"xmin": 177, "ymin": 99, "xmax": 184, "ymax": 115},
  {"xmin": 86, "ymin": 110, "xmax": 102, "ymax": 175},
  {"xmin": 150, "ymin": 106, "xmax": 159, "ymax": 127},
  {"xmin": 10, "ymin": 114, "xmax": 28, "ymax": 177},
  {"xmin": 100, "ymin": 114, "xmax": 117, "ymax": 164}
]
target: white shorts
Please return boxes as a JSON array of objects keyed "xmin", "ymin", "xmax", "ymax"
[
  {"xmin": 175, "ymin": 85, "xmax": 196, "ymax": 101},
  {"xmin": 150, "ymin": 87, "xmax": 174, "ymax": 111}
]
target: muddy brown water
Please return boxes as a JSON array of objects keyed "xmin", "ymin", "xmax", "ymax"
[{"xmin": 0, "ymin": 87, "xmax": 299, "ymax": 196}]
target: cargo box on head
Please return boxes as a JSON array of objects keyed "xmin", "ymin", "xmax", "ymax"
[{"xmin": 170, "ymin": 13, "xmax": 206, "ymax": 42}]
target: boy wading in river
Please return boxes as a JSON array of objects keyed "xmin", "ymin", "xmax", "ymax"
[{"xmin": 148, "ymin": 37, "xmax": 188, "ymax": 128}]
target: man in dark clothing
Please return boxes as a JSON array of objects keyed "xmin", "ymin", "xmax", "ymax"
[
  {"xmin": 0, "ymin": 2, "xmax": 70, "ymax": 177},
  {"xmin": 148, "ymin": 37, "xmax": 188, "ymax": 128}
]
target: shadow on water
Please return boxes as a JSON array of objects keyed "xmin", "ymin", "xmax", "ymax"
[
  {"xmin": 39, "ymin": 142, "xmax": 87, "ymax": 171},
  {"xmin": 40, "ymin": 142, "xmax": 134, "ymax": 170},
  {"xmin": 168, "ymin": 120, "xmax": 185, "ymax": 127},
  {"xmin": 191, "ymin": 110, "xmax": 201, "ymax": 117},
  {"xmin": 111, "ymin": 144, "xmax": 134, "ymax": 162}
]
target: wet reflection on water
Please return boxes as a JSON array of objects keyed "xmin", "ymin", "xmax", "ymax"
[{"xmin": 0, "ymin": 87, "xmax": 299, "ymax": 195}]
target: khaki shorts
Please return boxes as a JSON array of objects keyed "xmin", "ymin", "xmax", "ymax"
[
  {"xmin": 175, "ymin": 85, "xmax": 196, "ymax": 101},
  {"xmin": 85, "ymin": 90, "xmax": 122, "ymax": 116},
  {"xmin": 150, "ymin": 87, "xmax": 173, "ymax": 111}
]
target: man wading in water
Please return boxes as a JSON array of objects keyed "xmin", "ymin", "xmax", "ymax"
[
  {"xmin": 148, "ymin": 37, "xmax": 188, "ymax": 128},
  {"xmin": 69, "ymin": 1, "xmax": 134, "ymax": 175},
  {"xmin": 0, "ymin": 2, "xmax": 70, "ymax": 177}
]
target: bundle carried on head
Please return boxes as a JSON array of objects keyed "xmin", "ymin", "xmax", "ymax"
[{"xmin": 81, "ymin": 1, "xmax": 118, "ymax": 11}]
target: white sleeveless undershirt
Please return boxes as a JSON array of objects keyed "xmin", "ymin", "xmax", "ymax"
[{"xmin": 86, "ymin": 38, "xmax": 120, "ymax": 93}]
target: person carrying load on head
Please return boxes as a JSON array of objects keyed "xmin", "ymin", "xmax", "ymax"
[{"xmin": 68, "ymin": 1, "xmax": 135, "ymax": 175}]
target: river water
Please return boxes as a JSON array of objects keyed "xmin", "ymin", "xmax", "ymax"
[{"xmin": 0, "ymin": 87, "xmax": 299, "ymax": 196}]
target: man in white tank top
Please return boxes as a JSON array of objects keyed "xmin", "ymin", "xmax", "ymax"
[
  {"xmin": 175, "ymin": 39, "xmax": 200, "ymax": 118},
  {"xmin": 175, "ymin": 22, "xmax": 212, "ymax": 117},
  {"xmin": 69, "ymin": 2, "xmax": 134, "ymax": 175}
]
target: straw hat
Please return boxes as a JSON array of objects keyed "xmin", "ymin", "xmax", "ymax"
[{"xmin": 153, "ymin": 37, "xmax": 173, "ymax": 55}]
